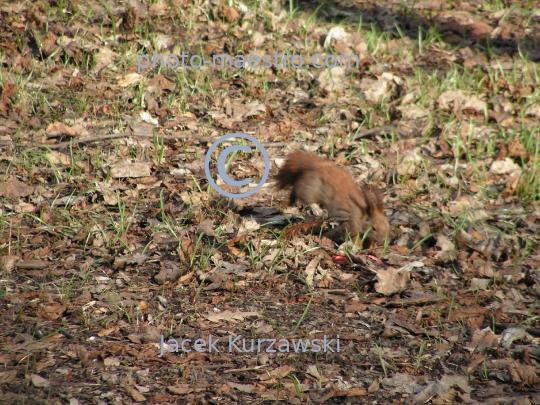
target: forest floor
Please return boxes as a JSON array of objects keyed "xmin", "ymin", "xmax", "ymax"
[{"xmin": 0, "ymin": 0, "xmax": 540, "ymax": 404}]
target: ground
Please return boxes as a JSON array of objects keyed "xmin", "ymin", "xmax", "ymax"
[{"xmin": 0, "ymin": 0, "xmax": 540, "ymax": 404}]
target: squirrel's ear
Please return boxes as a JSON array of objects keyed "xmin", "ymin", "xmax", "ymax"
[{"xmin": 362, "ymin": 186, "xmax": 385, "ymax": 215}]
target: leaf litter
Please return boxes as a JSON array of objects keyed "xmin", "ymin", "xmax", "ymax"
[{"xmin": 0, "ymin": 0, "xmax": 539, "ymax": 404}]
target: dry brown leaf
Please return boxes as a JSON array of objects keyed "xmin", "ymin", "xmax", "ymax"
[
  {"xmin": 227, "ymin": 382, "xmax": 256, "ymax": 393},
  {"xmin": 219, "ymin": 4, "xmax": 240, "ymax": 22},
  {"xmin": 507, "ymin": 360, "xmax": 539, "ymax": 385},
  {"xmin": 30, "ymin": 374, "xmax": 50, "ymax": 388},
  {"xmin": 15, "ymin": 260, "xmax": 48, "ymax": 269},
  {"xmin": 324, "ymin": 26, "xmax": 350, "ymax": 48},
  {"xmin": 37, "ymin": 304, "xmax": 67, "ymax": 320},
  {"xmin": 317, "ymin": 67, "xmax": 347, "ymax": 93},
  {"xmin": 363, "ymin": 73, "xmax": 403, "ymax": 103},
  {"xmin": 260, "ymin": 365, "xmax": 294, "ymax": 381},
  {"xmin": 139, "ymin": 111, "xmax": 159, "ymax": 125},
  {"xmin": 448, "ymin": 307, "xmax": 490, "ymax": 322},
  {"xmin": 0, "ymin": 179, "xmax": 35, "ymax": 198},
  {"xmin": 98, "ymin": 327, "xmax": 118, "ymax": 337},
  {"xmin": 304, "ymin": 256, "xmax": 320, "ymax": 287},
  {"xmin": 0, "ymin": 370, "xmax": 18, "ymax": 385},
  {"xmin": 118, "ymin": 73, "xmax": 141, "ymax": 87},
  {"xmin": 0, "ymin": 255, "xmax": 19, "ymax": 272},
  {"xmin": 465, "ymin": 327, "xmax": 500, "ymax": 352},
  {"xmin": 490, "ymin": 157, "xmax": 521, "ymax": 175},
  {"xmin": 92, "ymin": 46, "xmax": 114, "ymax": 75},
  {"xmin": 168, "ymin": 384, "xmax": 206, "ymax": 394},
  {"xmin": 154, "ymin": 261, "xmax": 183, "ymax": 284},
  {"xmin": 124, "ymin": 385, "xmax": 146, "ymax": 402},
  {"xmin": 95, "ymin": 182, "xmax": 117, "ymax": 205},
  {"xmin": 465, "ymin": 21, "xmax": 493, "ymax": 39},
  {"xmin": 438, "ymin": 90, "xmax": 486, "ymax": 113},
  {"xmin": 205, "ymin": 311, "xmax": 261, "ymax": 323},
  {"xmin": 0, "ymin": 83, "xmax": 18, "ymax": 115},
  {"xmin": 46, "ymin": 122, "xmax": 89, "ymax": 137},
  {"xmin": 374, "ymin": 267, "xmax": 410, "ymax": 295},
  {"xmin": 45, "ymin": 151, "xmax": 71, "ymax": 166},
  {"xmin": 368, "ymin": 379, "xmax": 380, "ymax": 393},
  {"xmin": 344, "ymin": 303, "xmax": 368, "ymax": 312},
  {"xmin": 109, "ymin": 161, "xmax": 151, "ymax": 178},
  {"xmin": 178, "ymin": 235, "xmax": 195, "ymax": 264},
  {"xmin": 146, "ymin": 74, "xmax": 175, "ymax": 93}
]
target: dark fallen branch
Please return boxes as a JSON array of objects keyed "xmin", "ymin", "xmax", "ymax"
[
  {"xmin": 28, "ymin": 132, "xmax": 288, "ymax": 150},
  {"xmin": 29, "ymin": 132, "xmax": 210, "ymax": 150}
]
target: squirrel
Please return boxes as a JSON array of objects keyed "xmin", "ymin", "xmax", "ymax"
[{"xmin": 275, "ymin": 151, "xmax": 390, "ymax": 246}]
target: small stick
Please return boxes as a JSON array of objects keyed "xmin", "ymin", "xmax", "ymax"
[
  {"xmin": 222, "ymin": 365, "xmax": 266, "ymax": 374},
  {"xmin": 28, "ymin": 132, "xmax": 210, "ymax": 150},
  {"xmin": 352, "ymin": 125, "xmax": 409, "ymax": 140},
  {"xmin": 28, "ymin": 133, "xmax": 288, "ymax": 150}
]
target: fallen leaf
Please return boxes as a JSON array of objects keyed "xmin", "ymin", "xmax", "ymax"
[
  {"xmin": 205, "ymin": 310, "xmax": 261, "ymax": 322},
  {"xmin": 260, "ymin": 365, "xmax": 294, "ymax": 380},
  {"xmin": 317, "ymin": 67, "xmax": 347, "ymax": 93},
  {"xmin": 109, "ymin": 161, "xmax": 151, "ymax": 178},
  {"xmin": 0, "ymin": 179, "xmax": 35, "ymax": 198},
  {"xmin": 30, "ymin": 374, "xmax": 51, "ymax": 388},
  {"xmin": 507, "ymin": 360, "xmax": 540, "ymax": 385},
  {"xmin": 227, "ymin": 382, "xmax": 256, "ymax": 393},
  {"xmin": 490, "ymin": 157, "xmax": 521, "ymax": 175},
  {"xmin": 219, "ymin": 4, "xmax": 240, "ymax": 22},
  {"xmin": 139, "ymin": 111, "xmax": 159, "ymax": 126},
  {"xmin": 374, "ymin": 267, "xmax": 410, "ymax": 295},
  {"xmin": 324, "ymin": 26, "xmax": 350, "ymax": 48},
  {"xmin": 45, "ymin": 151, "xmax": 71, "ymax": 166},
  {"xmin": 47, "ymin": 122, "xmax": 89, "ymax": 137},
  {"xmin": 465, "ymin": 327, "xmax": 500, "ymax": 352},
  {"xmin": 124, "ymin": 385, "xmax": 146, "ymax": 402},
  {"xmin": 96, "ymin": 182, "xmax": 118, "ymax": 205},
  {"xmin": 118, "ymin": 73, "xmax": 141, "ymax": 87},
  {"xmin": 0, "ymin": 255, "xmax": 19, "ymax": 272},
  {"xmin": 499, "ymin": 327, "xmax": 526, "ymax": 348},
  {"xmin": 438, "ymin": 90, "xmax": 486, "ymax": 113}
]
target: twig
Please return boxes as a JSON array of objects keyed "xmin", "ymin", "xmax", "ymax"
[
  {"xmin": 352, "ymin": 125, "xmax": 410, "ymax": 140},
  {"xmin": 222, "ymin": 365, "xmax": 266, "ymax": 374},
  {"xmin": 27, "ymin": 133, "xmax": 289, "ymax": 150},
  {"xmin": 28, "ymin": 132, "xmax": 210, "ymax": 150}
]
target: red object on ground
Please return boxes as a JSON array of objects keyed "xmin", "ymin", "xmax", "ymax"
[
  {"xmin": 356, "ymin": 254, "xmax": 384, "ymax": 264},
  {"xmin": 333, "ymin": 252, "xmax": 384, "ymax": 265},
  {"xmin": 333, "ymin": 255, "xmax": 347, "ymax": 263}
]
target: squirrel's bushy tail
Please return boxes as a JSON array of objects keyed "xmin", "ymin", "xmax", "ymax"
[{"xmin": 275, "ymin": 151, "xmax": 322, "ymax": 190}]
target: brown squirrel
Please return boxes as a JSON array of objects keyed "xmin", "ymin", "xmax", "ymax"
[{"xmin": 275, "ymin": 151, "xmax": 390, "ymax": 246}]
